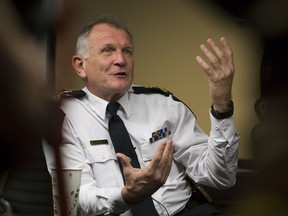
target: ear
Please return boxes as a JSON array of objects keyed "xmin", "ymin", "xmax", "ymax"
[{"xmin": 72, "ymin": 55, "xmax": 87, "ymax": 79}]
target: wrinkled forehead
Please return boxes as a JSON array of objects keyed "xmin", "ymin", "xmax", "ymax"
[{"xmin": 89, "ymin": 24, "xmax": 134, "ymax": 46}]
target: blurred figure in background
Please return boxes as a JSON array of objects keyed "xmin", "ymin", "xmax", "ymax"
[
  {"xmin": 0, "ymin": 0, "xmax": 50, "ymax": 174},
  {"xmin": 243, "ymin": 36, "xmax": 288, "ymax": 216},
  {"xmin": 0, "ymin": 0, "xmax": 73, "ymax": 215}
]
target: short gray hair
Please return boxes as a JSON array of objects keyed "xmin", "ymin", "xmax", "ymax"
[{"xmin": 75, "ymin": 14, "xmax": 134, "ymax": 59}]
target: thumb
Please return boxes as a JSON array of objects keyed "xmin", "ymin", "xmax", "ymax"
[{"xmin": 116, "ymin": 153, "xmax": 133, "ymax": 169}]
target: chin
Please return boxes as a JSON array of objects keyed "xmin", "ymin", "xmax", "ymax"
[{"xmin": 116, "ymin": 81, "xmax": 132, "ymax": 91}]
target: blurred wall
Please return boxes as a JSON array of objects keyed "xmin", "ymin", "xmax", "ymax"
[{"xmin": 55, "ymin": 0, "xmax": 263, "ymax": 159}]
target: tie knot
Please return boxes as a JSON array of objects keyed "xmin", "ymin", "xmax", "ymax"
[{"xmin": 107, "ymin": 101, "xmax": 121, "ymax": 116}]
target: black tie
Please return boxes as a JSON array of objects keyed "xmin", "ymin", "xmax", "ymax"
[
  {"xmin": 107, "ymin": 101, "xmax": 159, "ymax": 216},
  {"xmin": 107, "ymin": 101, "xmax": 140, "ymax": 168}
]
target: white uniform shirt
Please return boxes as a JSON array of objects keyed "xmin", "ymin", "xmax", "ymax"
[{"xmin": 43, "ymin": 86, "xmax": 239, "ymax": 216}]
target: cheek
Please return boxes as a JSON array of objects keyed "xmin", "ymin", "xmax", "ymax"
[
  {"xmin": 85, "ymin": 61, "xmax": 105, "ymax": 78},
  {"xmin": 94, "ymin": 59, "xmax": 112, "ymax": 74},
  {"xmin": 128, "ymin": 60, "xmax": 134, "ymax": 74}
]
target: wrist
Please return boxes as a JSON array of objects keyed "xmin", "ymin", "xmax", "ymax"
[
  {"xmin": 121, "ymin": 187, "xmax": 139, "ymax": 205},
  {"xmin": 210, "ymin": 100, "xmax": 234, "ymax": 119}
]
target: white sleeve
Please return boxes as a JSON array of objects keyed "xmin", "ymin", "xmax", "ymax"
[
  {"xmin": 43, "ymin": 117, "xmax": 130, "ymax": 215},
  {"xmin": 171, "ymin": 99, "xmax": 240, "ymax": 189}
]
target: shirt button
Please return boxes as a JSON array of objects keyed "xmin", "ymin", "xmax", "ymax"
[{"xmin": 101, "ymin": 155, "xmax": 106, "ymax": 160}]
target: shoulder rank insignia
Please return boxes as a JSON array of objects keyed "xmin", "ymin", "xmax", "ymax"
[
  {"xmin": 132, "ymin": 86, "xmax": 183, "ymax": 102},
  {"xmin": 55, "ymin": 89, "xmax": 86, "ymax": 101},
  {"xmin": 132, "ymin": 86, "xmax": 171, "ymax": 97},
  {"xmin": 132, "ymin": 85, "xmax": 196, "ymax": 118}
]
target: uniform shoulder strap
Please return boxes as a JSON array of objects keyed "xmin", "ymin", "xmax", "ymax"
[
  {"xmin": 132, "ymin": 86, "xmax": 181, "ymax": 102},
  {"xmin": 132, "ymin": 86, "xmax": 196, "ymax": 117},
  {"xmin": 55, "ymin": 89, "xmax": 86, "ymax": 101},
  {"xmin": 132, "ymin": 86, "xmax": 170, "ymax": 96}
]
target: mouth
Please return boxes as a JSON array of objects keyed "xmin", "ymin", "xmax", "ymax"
[{"xmin": 113, "ymin": 72, "xmax": 128, "ymax": 78}]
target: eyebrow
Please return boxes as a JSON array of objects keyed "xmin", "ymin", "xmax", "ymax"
[{"xmin": 101, "ymin": 43, "xmax": 134, "ymax": 50}]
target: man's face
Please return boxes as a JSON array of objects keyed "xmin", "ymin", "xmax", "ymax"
[{"xmin": 74, "ymin": 24, "xmax": 134, "ymax": 101}]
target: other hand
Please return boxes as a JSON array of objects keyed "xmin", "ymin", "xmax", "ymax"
[
  {"xmin": 196, "ymin": 37, "xmax": 234, "ymax": 112},
  {"xmin": 116, "ymin": 140, "xmax": 175, "ymax": 205}
]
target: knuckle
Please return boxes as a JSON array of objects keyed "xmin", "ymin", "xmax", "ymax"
[
  {"xmin": 211, "ymin": 58, "xmax": 218, "ymax": 64},
  {"xmin": 218, "ymin": 52, "xmax": 224, "ymax": 59},
  {"xmin": 153, "ymin": 155, "xmax": 161, "ymax": 164},
  {"xmin": 154, "ymin": 174, "xmax": 166, "ymax": 185},
  {"xmin": 227, "ymin": 50, "xmax": 233, "ymax": 57}
]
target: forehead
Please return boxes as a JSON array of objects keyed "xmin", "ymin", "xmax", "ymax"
[{"xmin": 88, "ymin": 24, "xmax": 133, "ymax": 47}]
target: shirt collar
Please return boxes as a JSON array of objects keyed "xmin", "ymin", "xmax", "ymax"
[
  {"xmin": 117, "ymin": 91, "xmax": 131, "ymax": 118},
  {"xmin": 83, "ymin": 87, "xmax": 131, "ymax": 119}
]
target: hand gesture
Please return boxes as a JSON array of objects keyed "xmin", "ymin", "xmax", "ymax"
[
  {"xmin": 116, "ymin": 140, "xmax": 174, "ymax": 204},
  {"xmin": 196, "ymin": 37, "xmax": 235, "ymax": 112}
]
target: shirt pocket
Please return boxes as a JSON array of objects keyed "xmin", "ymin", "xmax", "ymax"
[
  {"xmin": 85, "ymin": 145, "xmax": 117, "ymax": 163},
  {"xmin": 140, "ymin": 136, "xmax": 171, "ymax": 162},
  {"xmin": 84, "ymin": 145, "xmax": 122, "ymax": 187}
]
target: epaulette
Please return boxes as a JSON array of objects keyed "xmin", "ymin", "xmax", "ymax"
[
  {"xmin": 132, "ymin": 86, "xmax": 171, "ymax": 96},
  {"xmin": 55, "ymin": 89, "xmax": 86, "ymax": 101},
  {"xmin": 132, "ymin": 86, "xmax": 181, "ymax": 102},
  {"xmin": 132, "ymin": 86, "xmax": 196, "ymax": 117}
]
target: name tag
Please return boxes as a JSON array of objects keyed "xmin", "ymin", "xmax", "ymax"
[{"xmin": 90, "ymin": 139, "xmax": 108, "ymax": 145}]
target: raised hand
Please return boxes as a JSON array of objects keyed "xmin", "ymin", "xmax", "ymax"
[
  {"xmin": 116, "ymin": 140, "xmax": 175, "ymax": 204},
  {"xmin": 196, "ymin": 37, "xmax": 235, "ymax": 112}
]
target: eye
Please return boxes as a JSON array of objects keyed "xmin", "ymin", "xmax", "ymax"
[
  {"xmin": 101, "ymin": 45, "xmax": 116, "ymax": 55},
  {"xmin": 123, "ymin": 48, "xmax": 134, "ymax": 56},
  {"xmin": 101, "ymin": 46, "xmax": 115, "ymax": 55}
]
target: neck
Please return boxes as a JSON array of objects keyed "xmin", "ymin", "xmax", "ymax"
[{"xmin": 86, "ymin": 86, "xmax": 126, "ymax": 102}]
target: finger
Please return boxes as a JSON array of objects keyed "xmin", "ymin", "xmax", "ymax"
[
  {"xmin": 207, "ymin": 38, "xmax": 226, "ymax": 66},
  {"xmin": 195, "ymin": 55, "xmax": 213, "ymax": 76},
  {"xmin": 152, "ymin": 140, "xmax": 174, "ymax": 173},
  {"xmin": 159, "ymin": 140, "xmax": 174, "ymax": 176},
  {"xmin": 161, "ymin": 140, "xmax": 174, "ymax": 163},
  {"xmin": 116, "ymin": 153, "xmax": 133, "ymax": 169},
  {"xmin": 199, "ymin": 43, "xmax": 222, "ymax": 72},
  {"xmin": 220, "ymin": 37, "xmax": 234, "ymax": 70},
  {"xmin": 150, "ymin": 142, "xmax": 167, "ymax": 167}
]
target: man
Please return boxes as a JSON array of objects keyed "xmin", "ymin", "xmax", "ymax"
[{"xmin": 43, "ymin": 14, "xmax": 239, "ymax": 216}]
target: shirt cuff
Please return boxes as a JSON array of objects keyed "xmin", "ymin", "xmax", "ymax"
[
  {"xmin": 209, "ymin": 112, "xmax": 236, "ymax": 145},
  {"xmin": 209, "ymin": 112, "xmax": 239, "ymax": 173},
  {"xmin": 108, "ymin": 188, "xmax": 130, "ymax": 214}
]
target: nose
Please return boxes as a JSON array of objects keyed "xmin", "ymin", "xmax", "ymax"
[{"xmin": 114, "ymin": 51, "xmax": 126, "ymax": 67}]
